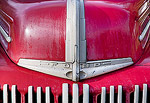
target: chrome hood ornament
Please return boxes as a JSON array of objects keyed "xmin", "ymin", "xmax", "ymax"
[{"xmin": 17, "ymin": 0, "xmax": 134, "ymax": 81}]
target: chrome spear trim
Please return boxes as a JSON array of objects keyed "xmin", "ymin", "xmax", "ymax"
[
  {"xmin": 18, "ymin": 57, "xmax": 133, "ymax": 81},
  {"xmin": 65, "ymin": 0, "xmax": 86, "ymax": 81},
  {"xmin": 17, "ymin": 0, "xmax": 134, "ymax": 81}
]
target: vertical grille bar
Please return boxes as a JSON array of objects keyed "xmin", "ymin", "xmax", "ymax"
[
  {"xmin": 134, "ymin": 85, "xmax": 139, "ymax": 103},
  {"xmin": 110, "ymin": 86, "xmax": 114, "ymax": 103},
  {"xmin": 28, "ymin": 86, "xmax": 33, "ymax": 103},
  {"xmin": 2, "ymin": 83, "xmax": 150, "ymax": 103},
  {"xmin": 101, "ymin": 87, "xmax": 106, "ymax": 103},
  {"xmin": 73, "ymin": 84, "xmax": 79, "ymax": 103},
  {"xmin": 62, "ymin": 83, "xmax": 69, "ymax": 103},
  {"xmin": 83, "ymin": 84, "xmax": 89, "ymax": 103},
  {"xmin": 118, "ymin": 85, "xmax": 122, "ymax": 103},
  {"xmin": 11, "ymin": 85, "xmax": 16, "ymax": 103},
  {"xmin": 46, "ymin": 87, "xmax": 50, "ymax": 103},
  {"xmin": 3, "ymin": 84, "xmax": 8, "ymax": 103},
  {"xmin": 37, "ymin": 87, "xmax": 42, "ymax": 103},
  {"xmin": 142, "ymin": 84, "xmax": 147, "ymax": 103}
]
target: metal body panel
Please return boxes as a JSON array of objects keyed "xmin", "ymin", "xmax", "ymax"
[
  {"xmin": 0, "ymin": 0, "xmax": 148, "ymax": 63},
  {"xmin": 0, "ymin": 0, "xmax": 150, "ymax": 81},
  {"xmin": 0, "ymin": 44, "xmax": 149, "ymax": 102},
  {"xmin": 0, "ymin": 0, "xmax": 67, "ymax": 63},
  {"xmin": 17, "ymin": 57, "xmax": 133, "ymax": 80},
  {"xmin": 85, "ymin": 0, "xmax": 149, "ymax": 62},
  {"xmin": 0, "ymin": 0, "xmax": 150, "ymax": 102}
]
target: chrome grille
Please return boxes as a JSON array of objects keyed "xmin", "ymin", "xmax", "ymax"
[{"xmin": 0, "ymin": 84, "xmax": 149, "ymax": 103}]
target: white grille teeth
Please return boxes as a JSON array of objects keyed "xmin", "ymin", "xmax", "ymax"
[
  {"xmin": 133, "ymin": 84, "xmax": 148, "ymax": 103},
  {"xmin": 11, "ymin": 85, "xmax": 17, "ymax": 103},
  {"xmin": 28, "ymin": 86, "xmax": 33, "ymax": 103},
  {"xmin": 62, "ymin": 83, "xmax": 90, "ymax": 103},
  {"xmin": 46, "ymin": 87, "xmax": 51, "ymax": 103},
  {"xmin": 1, "ymin": 84, "xmax": 149, "ymax": 103},
  {"xmin": 62, "ymin": 83, "xmax": 69, "ymax": 103},
  {"xmin": 101, "ymin": 87, "xmax": 106, "ymax": 103},
  {"xmin": 3, "ymin": 84, "xmax": 9, "ymax": 103},
  {"xmin": 118, "ymin": 85, "xmax": 122, "ymax": 103},
  {"xmin": 142, "ymin": 84, "xmax": 147, "ymax": 103}
]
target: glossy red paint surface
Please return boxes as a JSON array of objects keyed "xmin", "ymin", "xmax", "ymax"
[
  {"xmin": 0, "ymin": 42, "xmax": 150, "ymax": 103},
  {"xmin": 85, "ymin": 0, "xmax": 147, "ymax": 62},
  {"xmin": 0, "ymin": 0, "xmax": 148, "ymax": 63},
  {"xmin": 0, "ymin": 0, "xmax": 150, "ymax": 103},
  {"xmin": 0, "ymin": 0, "xmax": 66, "ymax": 63}
]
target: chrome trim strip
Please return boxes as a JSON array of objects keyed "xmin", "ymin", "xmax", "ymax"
[
  {"xmin": 118, "ymin": 85, "xmax": 122, "ymax": 103},
  {"xmin": 28, "ymin": 86, "xmax": 33, "ymax": 103},
  {"xmin": 3, "ymin": 84, "xmax": 8, "ymax": 103},
  {"xmin": 73, "ymin": 84, "xmax": 79, "ymax": 103},
  {"xmin": 66, "ymin": 0, "xmax": 79, "ymax": 81},
  {"xmin": 62, "ymin": 83, "xmax": 69, "ymax": 103},
  {"xmin": 139, "ymin": 20, "xmax": 150, "ymax": 41},
  {"xmin": 66, "ymin": 0, "xmax": 86, "ymax": 81},
  {"xmin": 18, "ymin": 57, "xmax": 133, "ymax": 81},
  {"xmin": 0, "ymin": 25, "xmax": 11, "ymax": 42},
  {"xmin": 17, "ymin": 59, "xmax": 73, "ymax": 80},
  {"xmin": 101, "ymin": 87, "xmax": 106, "ymax": 103},
  {"xmin": 37, "ymin": 87, "xmax": 42, "ymax": 103},
  {"xmin": 46, "ymin": 87, "xmax": 50, "ymax": 103},
  {"xmin": 66, "ymin": 0, "xmax": 80, "ymax": 62},
  {"xmin": 110, "ymin": 86, "xmax": 114, "ymax": 103},
  {"xmin": 83, "ymin": 84, "xmax": 89, "ymax": 103},
  {"xmin": 80, "ymin": 58, "xmax": 133, "ymax": 79},
  {"xmin": 0, "ymin": 14, "xmax": 11, "ymax": 34},
  {"xmin": 0, "ymin": 10, "xmax": 14, "ymax": 22},
  {"xmin": 79, "ymin": 0, "xmax": 86, "ymax": 62},
  {"xmin": 138, "ymin": 1, "xmax": 149, "ymax": 16},
  {"xmin": 11, "ymin": 85, "xmax": 16, "ymax": 103},
  {"xmin": 134, "ymin": 85, "xmax": 139, "ymax": 103},
  {"xmin": 142, "ymin": 84, "xmax": 147, "ymax": 103}
]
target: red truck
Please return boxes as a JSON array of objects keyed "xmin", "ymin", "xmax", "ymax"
[{"xmin": 0, "ymin": 0, "xmax": 150, "ymax": 102}]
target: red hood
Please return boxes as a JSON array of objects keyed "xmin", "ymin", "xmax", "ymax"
[
  {"xmin": 0, "ymin": 0, "xmax": 149, "ymax": 81},
  {"xmin": 3, "ymin": 0, "xmax": 67, "ymax": 63},
  {"xmin": 85, "ymin": 1, "xmax": 144, "ymax": 62},
  {"xmin": 1, "ymin": 0, "xmax": 144, "ymax": 63}
]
